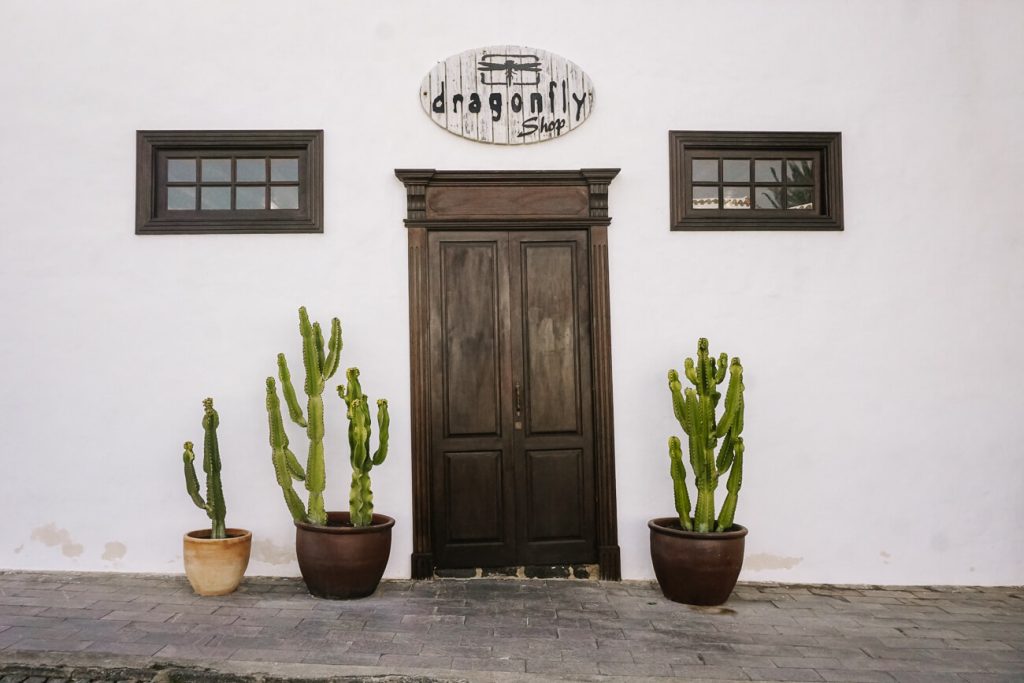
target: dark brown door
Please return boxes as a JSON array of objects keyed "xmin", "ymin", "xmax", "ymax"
[{"xmin": 428, "ymin": 229, "xmax": 596, "ymax": 568}]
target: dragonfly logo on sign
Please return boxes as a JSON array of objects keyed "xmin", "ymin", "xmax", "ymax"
[{"xmin": 420, "ymin": 46, "xmax": 595, "ymax": 145}]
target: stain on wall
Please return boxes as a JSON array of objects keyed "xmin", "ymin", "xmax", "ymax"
[
  {"xmin": 251, "ymin": 538, "xmax": 294, "ymax": 565},
  {"xmin": 744, "ymin": 553, "xmax": 802, "ymax": 571},
  {"xmin": 102, "ymin": 541, "xmax": 127, "ymax": 561},
  {"xmin": 30, "ymin": 523, "xmax": 84, "ymax": 557}
]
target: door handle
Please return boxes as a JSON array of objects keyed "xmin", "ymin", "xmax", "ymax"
[{"xmin": 514, "ymin": 382, "xmax": 522, "ymax": 417}]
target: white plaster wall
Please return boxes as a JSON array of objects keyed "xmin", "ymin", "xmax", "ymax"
[{"xmin": 1, "ymin": 0, "xmax": 1022, "ymax": 586}]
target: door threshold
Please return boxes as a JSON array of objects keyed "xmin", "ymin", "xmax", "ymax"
[{"xmin": 433, "ymin": 564, "xmax": 599, "ymax": 580}]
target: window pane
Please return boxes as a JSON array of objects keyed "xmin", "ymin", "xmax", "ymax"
[
  {"xmin": 201, "ymin": 159, "xmax": 231, "ymax": 182},
  {"xmin": 167, "ymin": 159, "xmax": 196, "ymax": 182},
  {"xmin": 236, "ymin": 186, "xmax": 266, "ymax": 209},
  {"xmin": 691, "ymin": 159, "xmax": 718, "ymax": 182},
  {"xmin": 201, "ymin": 186, "xmax": 231, "ymax": 210},
  {"xmin": 755, "ymin": 159, "xmax": 782, "ymax": 183},
  {"xmin": 787, "ymin": 187, "xmax": 814, "ymax": 209},
  {"xmin": 167, "ymin": 186, "xmax": 196, "ymax": 210},
  {"xmin": 786, "ymin": 159, "xmax": 814, "ymax": 185},
  {"xmin": 723, "ymin": 159, "xmax": 749, "ymax": 183},
  {"xmin": 755, "ymin": 187, "xmax": 783, "ymax": 209},
  {"xmin": 270, "ymin": 186, "xmax": 299, "ymax": 210},
  {"xmin": 724, "ymin": 186, "xmax": 750, "ymax": 209},
  {"xmin": 271, "ymin": 158, "xmax": 299, "ymax": 182},
  {"xmin": 237, "ymin": 159, "xmax": 266, "ymax": 182},
  {"xmin": 692, "ymin": 186, "xmax": 719, "ymax": 209}
]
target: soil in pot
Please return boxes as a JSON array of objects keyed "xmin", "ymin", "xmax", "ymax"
[
  {"xmin": 295, "ymin": 511, "xmax": 394, "ymax": 599},
  {"xmin": 648, "ymin": 517, "xmax": 747, "ymax": 606},
  {"xmin": 183, "ymin": 528, "xmax": 252, "ymax": 596}
]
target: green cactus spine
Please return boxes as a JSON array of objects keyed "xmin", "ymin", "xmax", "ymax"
[
  {"xmin": 338, "ymin": 368, "xmax": 389, "ymax": 528},
  {"xmin": 265, "ymin": 307, "xmax": 342, "ymax": 526},
  {"xmin": 667, "ymin": 338, "xmax": 746, "ymax": 533},
  {"xmin": 182, "ymin": 398, "xmax": 227, "ymax": 539}
]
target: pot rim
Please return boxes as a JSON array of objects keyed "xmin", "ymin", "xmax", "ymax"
[
  {"xmin": 294, "ymin": 511, "xmax": 395, "ymax": 535},
  {"xmin": 184, "ymin": 528, "xmax": 252, "ymax": 543},
  {"xmin": 648, "ymin": 517, "xmax": 748, "ymax": 540}
]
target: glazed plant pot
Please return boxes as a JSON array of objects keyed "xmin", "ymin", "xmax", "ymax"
[
  {"xmin": 183, "ymin": 528, "xmax": 252, "ymax": 596},
  {"xmin": 649, "ymin": 517, "xmax": 747, "ymax": 606},
  {"xmin": 295, "ymin": 511, "xmax": 394, "ymax": 599}
]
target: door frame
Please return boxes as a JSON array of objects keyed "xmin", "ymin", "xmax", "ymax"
[{"xmin": 395, "ymin": 169, "xmax": 621, "ymax": 580}]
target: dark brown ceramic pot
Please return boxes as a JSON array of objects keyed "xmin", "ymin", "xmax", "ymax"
[
  {"xmin": 648, "ymin": 517, "xmax": 747, "ymax": 606},
  {"xmin": 294, "ymin": 511, "xmax": 394, "ymax": 599}
]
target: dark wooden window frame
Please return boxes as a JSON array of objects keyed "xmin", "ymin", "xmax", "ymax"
[
  {"xmin": 395, "ymin": 168, "xmax": 622, "ymax": 580},
  {"xmin": 136, "ymin": 130, "xmax": 323, "ymax": 234},
  {"xmin": 670, "ymin": 130, "xmax": 843, "ymax": 231}
]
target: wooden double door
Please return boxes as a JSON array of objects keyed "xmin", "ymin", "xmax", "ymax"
[{"xmin": 428, "ymin": 229, "xmax": 596, "ymax": 568}]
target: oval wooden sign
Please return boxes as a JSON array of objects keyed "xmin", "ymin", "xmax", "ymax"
[{"xmin": 420, "ymin": 46, "xmax": 595, "ymax": 145}]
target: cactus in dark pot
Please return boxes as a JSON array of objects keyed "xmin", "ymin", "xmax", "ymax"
[
  {"xmin": 182, "ymin": 398, "xmax": 227, "ymax": 539},
  {"xmin": 265, "ymin": 306, "xmax": 343, "ymax": 526},
  {"xmin": 667, "ymin": 338, "xmax": 746, "ymax": 533},
  {"xmin": 338, "ymin": 368, "xmax": 390, "ymax": 527}
]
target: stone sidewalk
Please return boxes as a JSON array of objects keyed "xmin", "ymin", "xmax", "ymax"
[{"xmin": 0, "ymin": 571, "xmax": 1021, "ymax": 682}]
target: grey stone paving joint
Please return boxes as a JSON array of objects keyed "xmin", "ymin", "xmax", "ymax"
[{"xmin": 0, "ymin": 571, "xmax": 1021, "ymax": 682}]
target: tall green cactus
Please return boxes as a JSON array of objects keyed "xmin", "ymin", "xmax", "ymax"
[
  {"xmin": 667, "ymin": 338, "xmax": 746, "ymax": 533},
  {"xmin": 182, "ymin": 398, "xmax": 227, "ymax": 539},
  {"xmin": 338, "ymin": 368, "xmax": 389, "ymax": 528},
  {"xmin": 265, "ymin": 307, "xmax": 342, "ymax": 526}
]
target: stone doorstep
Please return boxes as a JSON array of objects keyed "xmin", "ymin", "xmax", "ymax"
[{"xmin": 433, "ymin": 565, "xmax": 599, "ymax": 580}]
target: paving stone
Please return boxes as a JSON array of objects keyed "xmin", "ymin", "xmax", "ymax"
[
  {"xmin": 744, "ymin": 667, "xmax": 824, "ymax": 681},
  {"xmin": 84, "ymin": 641, "xmax": 163, "ymax": 656},
  {"xmin": 817, "ymin": 670, "xmax": 897, "ymax": 682},
  {"xmin": 380, "ymin": 653, "xmax": 455, "ymax": 669},
  {"xmin": 228, "ymin": 648, "xmax": 307, "ymax": 663},
  {"xmin": 597, "ymin": 661, "xmax": 674, "ymax": 676},
  {"xmin": 669, "ymin": 665, "xmax": 752, "ymax": 680}
]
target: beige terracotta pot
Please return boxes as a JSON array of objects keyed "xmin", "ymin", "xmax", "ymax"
[{"xmin": 182, "ymin": 528, "xmax": 252, "ymax": 596}]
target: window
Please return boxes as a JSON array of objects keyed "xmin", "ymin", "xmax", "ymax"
[
  {"xmin": 136, "ymin": 130, "xmax": 323, "ymax": 234},
  {"xmin": 670, "ymin": 131, "xmax": 843, "ymax": 231}
]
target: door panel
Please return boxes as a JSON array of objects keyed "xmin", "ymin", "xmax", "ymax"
[{"xmin": 429, "ymin": 229, "xmax": 595, "ymax": 568}]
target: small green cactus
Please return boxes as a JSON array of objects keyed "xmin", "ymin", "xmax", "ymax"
[
  {"xmin": 182, "ymin": 398, "xmax": 227, "ymax": 539},
  {"xmin": 667, "ymin": 338, "xmax": 746, "ymax": 533},
  {"xmin": 265, "ymin": 307, "xmax": 343, "ymax": 526},
  {"xmin": 338, "ymin": 368, "xmax": 389, "ymax": 527}
]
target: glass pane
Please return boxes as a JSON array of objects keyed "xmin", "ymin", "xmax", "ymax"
[
  {"xmin": 201, "ymin": 159, "xmax": 231, "ymax": 182},
  {"xmin": 201, "ymin": 186, "xmax": 231, "ymax": 210},
  {"xmin": 167, "ymin": 159, "xmax": 196, "ymax": 182},
  {"xmin": 236, "ymin": 186, "xmax": 266, "ymax": 209},
  {"xmin": 271, "ymin": 158, "xmax": 299, "ymax": 182},
  {"xmin": 692, "ymin": 186, "xmax": 719, "ymax": 209},
  {"xmin": 270, "ymin": 186, "xmax": 299, "ymax": 210},
  {"xmin": 787, "ymin": 187, "xmax": 814, "ymax": 209},
  {"xmin": 755, "ymin": 159, "xmax": 782, "ymax": 183},
  {"xmin": 786, "ymin": 159, "xmax": 814, "ymax": 185},
  {"xmin": 236, "ymin": 158, "xmax": 266, "ymax": 182},
  {"xmin": 167, "ymin": 186, "xmax": 195, "ymax": 210},
  {"xmin": 691, "ymin": 159, "xmax": 718, "ymax": 182},
  {"xmin": 755, "ymin": 186, "xmax": 783, "ymax": 209},
  {"xmin": 723, "ymin": 159, "xmax": 749, "ymax": 183},
  {"xmin": 724, "ymin": 186, "xmax": 750, "ymax": 209}
]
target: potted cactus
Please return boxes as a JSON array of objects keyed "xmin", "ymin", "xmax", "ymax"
[
  {"xmin": 649, "ymin": 338, "xmax": 747, "ymax": 606},
  {"xmin": 180, "ymin": 398, "xmax": 251, "ymax": 596},
  {"xmin": 265, "ymin": 306, "xmax": 393, "ymax": 599}
]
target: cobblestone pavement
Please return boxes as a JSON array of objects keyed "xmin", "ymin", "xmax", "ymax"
[{"xmin": 0, "ymin": 572, "xmax": 1021, "ymax": 682}]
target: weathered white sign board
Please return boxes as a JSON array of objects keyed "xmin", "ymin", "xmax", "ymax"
[{"xmin": 420, "ymin": 46, "xmax": 595, "ymax": 145}]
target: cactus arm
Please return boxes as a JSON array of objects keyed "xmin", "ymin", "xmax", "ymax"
[
  {"xmin": 304, "ymin": 394, "xmax": 326, "ymax": 525},
  {"xmin": 266, "ymin": 377, "xmax": 310, "ymax": 524},
  {"xmin": 285, "ymin": 448, "xmax": 306, "ymax": 481},
  {"xmin": 348, "ymin": 396, "xmax": 373, "ymax": 526},
  {"xmin": 201, "ymin": 398, "xmax": 226, "ymax": 539},
  {"xmin": 716, "ymin": 428, "xmax": 736, "ymax": 473},
  {"xmin": 372, "ymin": 399, "xmax": 390, "ymax": 466},
  {"xmin": 668, "ymin": 436, "xmax": 693, "ymax": 531},
  {"xmin": 715, "ymin": 359, "xmax": 744, "ymax": 438},
  {"xmin": 668, "ymin": 370, "xmax": 689, "ymax": 435},
  {"xmin": 299, "ymin": 308, "xmax": 324, "ymax": 396},
  {"xmin": 716, "ymin": 438, "xmax": 744, "ymax": 531},
  {"xmin": 683, "ymin": 357, "xmax": 697, "ymax": 386},
  {"xmin": 182, "ymin": 442, "xmax": 207, "ymax": 510},
  {"xmin": 323, "ymin": 318, "xmax": 342, "ymax": 380},
  {"xmin": 313, "ymin": 321, "xmax": 326, "ymax": 375},
  {"xmin": 695, "ymin": 337, "xmax": 711, "ymax": 394},
  {"xmin": 715, "ymin": 352, "xmax": 728, "ymax": 384},
  {"xmin": 277, "ymin": 354, "xmax": 307, "ymax": 428}
]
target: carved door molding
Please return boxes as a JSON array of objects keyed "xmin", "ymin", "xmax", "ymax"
[{"xmin": 395, "ymin": 168, "xmax": 621, "ymax": 580}]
